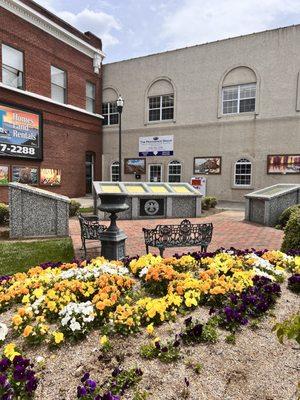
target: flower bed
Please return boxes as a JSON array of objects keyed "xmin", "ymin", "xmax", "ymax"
[{"xmin": 0, "ymin": 249, "xmax": 299, "ymax": 399}]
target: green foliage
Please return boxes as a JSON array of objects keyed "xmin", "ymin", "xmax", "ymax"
[
  {"xmin": 225, "ymin": 333, "xmax": 236, "ymax": 344},
  {"xmin": 108, "ymin": 368, "xmax": 143, "ymax": 395},
  {"xmin": 201, "ymin": 196, "xmax": 217, "ymax": 210},
  {"xmin": 272, "ymin": 313, "xmax": 300, "ymax": 344},
  {"xmin": 277, "ymin": 204, "xmax": 300, "ymax": 229},
  {"xmin": 69, "ymin": 200, "xmax": 81, "ymax": 217},
  {"xmin": 133, "ymin": 390, "xmax": 149, "ymax": 400},
  {"xmin": 0, "ymin": 238, "xmax": 74, "ymax": 275},
  {"xmin": 281, "ymin": 209, "xmax": 300, "ymax": 252},
  {"xmin": 140, "ymin": 340, "xmax": 181, "ymax": 363},
  {"xmin": 0, "ymin": 203, "xmax": 9, "ymax": 224},
  {"xmin": 201, "ymin": 318, "xmax": 219, "ymax": 343},
  {"xmin": 194, "ymin": 363, "xmax": 203, "ymax": 374}
]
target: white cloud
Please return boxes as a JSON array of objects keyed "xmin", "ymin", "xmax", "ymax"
[
  {"xmin": 58, "ymin": 9, "xmax": 121, "ymax": 49},
  {"xmin": 161, "ymin": 0, "xmax": 300, "ymax": 50},
  {"xmin": 35, "ymin": 1, "xmax": 121, "ymax": 50}
]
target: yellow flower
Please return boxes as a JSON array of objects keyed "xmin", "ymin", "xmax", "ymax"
[
  {"xmin": 100, "ymin": 335, "xmax": 108, "ymax": 346},
  {"xmin": 4, "ymin": 343, "xmax": 20, "ymax": 361},
  {"xmin": 146, "ymin": 323, "xmax": 154, "ymax": 335},
  {"xmin": 23, "ymin": 325, "xmax": 33, "ymax": 337},
  {"xmin": 12, "ymin": 314, "xmax": 23, "ymax": 327},
  {"xmin": 53, "ymin": 331, "xmax": 64, "ymax": 344},
  {"xmin": 33, "ymin": 288, "xmax": 44, "ymax": 299},
  {"xmin": 22, "ymin": 294, "xmax": 30, "ymax": 304}
]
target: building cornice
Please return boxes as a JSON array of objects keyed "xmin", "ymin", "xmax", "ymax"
[
  {"xmin": 0, "ymin": 83, "xmax": 104, "ymax": 119},
  {"xmin": 0, "ymin": 0, "xmax": 105, "ymax": 62}
]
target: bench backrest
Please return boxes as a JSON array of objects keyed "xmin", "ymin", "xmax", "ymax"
[
  {"xmin": 78, "ymin": 214, "xmax": 106, "ymax": 240},
  {"xmin": 143, "ymin": 219, "xmax": 213, "ymax": 247}
]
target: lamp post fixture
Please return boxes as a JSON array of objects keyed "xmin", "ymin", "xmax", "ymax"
[{"xmin": 117, "ymin": 96, "xmax": 124, "ymax": 181}]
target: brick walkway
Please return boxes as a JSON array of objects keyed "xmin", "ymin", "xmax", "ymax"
[{"xmin": 70, "ymin": 211, "xmax": 284, "ymax": 259}]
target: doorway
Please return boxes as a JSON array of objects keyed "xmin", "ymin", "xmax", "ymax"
[
  {"xmin": 149, "ymin": 164, "xmax": 163, "ymax": 182},
  {"xmin": 85, "ymin": 152, "xmax": 94, "ymax": 194}
]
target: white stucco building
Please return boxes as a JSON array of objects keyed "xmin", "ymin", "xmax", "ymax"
[{"xmin": 102, "ymin": 25, "xmax": 300, "ymax": 202}]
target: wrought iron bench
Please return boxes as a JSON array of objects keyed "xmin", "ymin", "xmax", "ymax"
[
  {"xmin": 78, "ymin": 213, "xmax": 107, "ymax": 258},
  {"xmin": 143, "ymin": 219, "xmax": 213, "ymax": 257}
]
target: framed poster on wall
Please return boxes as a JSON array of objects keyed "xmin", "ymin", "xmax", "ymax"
[
  {"xmin": 40, "ymin": 168, "xmax": 61, "ymax": 186},
  {"xmin": 124, "ymin": 158, "xmax": 146, "ymax": 174},
  {"xmin": 267, "ymin": 154, "xmax": 300, "ymax": 174},
  {"xmin": 12, "ymin": 166, "xmax": 39, "ymax": 185},
  {"xmin": 0, "ymin": 165, "xmax": 9, "ymax": 185},
  {"xmin": 194, "ymin": 157, "xmax": 221, "ymax": 174},
  {"xmin": 0, "ymin": 102, "xmax": 43, "ymax": 160}
]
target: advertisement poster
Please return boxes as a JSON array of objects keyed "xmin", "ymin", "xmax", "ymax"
[
  {"xmin": 0, "ymin": 103, "xmax": 42, "ymax": 160},
  {"xmin": 0, "ymin": 165, "xmax": 9, "ymax": 185},
  {"xmin": 139, "ymin": 135, "xmax": 174, "ymax": 156},
  {"xmin": 12, "ymin": 166, "xmax": 38, "ymax": 185},
  {"xmin": 40, "ymin": 168, "xmax": 61, "ymax": 186},
  {"xmin": 124, "ymin": 158, "xmax": 146, "ymax": 174},
  {"xmin": 267, "ymin": 154, "xmax": 300, "ymax": 174},
  {"xmin": 194, "ymin": 157, "xmax": 221, "ymax": 174},
  {"xmin": 191, "ymin": 176, "xmax": 207, "ymax": 196}
]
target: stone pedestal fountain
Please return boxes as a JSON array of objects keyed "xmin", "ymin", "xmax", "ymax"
[{"xmin": 97, "ymin": 193, "xmax": 129, "ymax": 260}]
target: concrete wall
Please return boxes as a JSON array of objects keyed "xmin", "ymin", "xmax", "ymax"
[{"xmin": 102, "ymin": 25, "xmax": 300, "ymax": 202}]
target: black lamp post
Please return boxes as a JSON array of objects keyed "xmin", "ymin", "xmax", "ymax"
[{"xmin": 117, "ymin": 96, "xmax": 124, "ymax": 181}]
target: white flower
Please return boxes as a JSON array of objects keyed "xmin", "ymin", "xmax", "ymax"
[
  {"xmin": 0, "ymin": 322, "xmax": 8, "ymax": 341},
  {"xmin": 139, "ymin": 267, "xmax": 149, "ymax": 277},
  {"xmin": 70, "ymin": 320, "xmax": 81, "ymax": 332}
]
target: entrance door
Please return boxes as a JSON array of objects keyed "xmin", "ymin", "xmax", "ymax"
[
  {"xmin": 149, "ymin": 164, "xmax": 163, "ymax": 182},
  {"xmin": 85, "ymin": 152, "xmax": 94, "ymax": 194}
]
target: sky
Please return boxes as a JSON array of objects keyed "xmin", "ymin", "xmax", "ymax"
[{"xmin": 35, "ymin": 0, "xmax": 300, "ymax": 63}]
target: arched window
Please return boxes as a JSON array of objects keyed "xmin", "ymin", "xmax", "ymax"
[
  {"xmin": 102, "ymin": 87, "xmax": 119, "ymax": 126},
  {"xmin": 234, "ymin": 158, "xmax": 252, "ymax": 186},
  {"xmin": 147, "ymin": 78, "xmax": 174, "ymax": 122},
  {"xmin": 222, "ymin": 67, "xmax": 257, "ymax": 115},
  {"xmin": 111, "ymin": 161, "xmax": 120, "ymax": 182},
  {"xmin": 168, "ymin": 160, "xmax": 182, "ymax": 182}
]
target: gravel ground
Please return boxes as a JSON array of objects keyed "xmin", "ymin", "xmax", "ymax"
[{"xmin": 1, "ymin": 283, "xmax": 299, "ymax": 400}]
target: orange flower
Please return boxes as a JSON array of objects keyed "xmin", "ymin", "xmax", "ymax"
[{"xmin": 23, "ymin": 325, "xmax": 33, "ymax": 337}]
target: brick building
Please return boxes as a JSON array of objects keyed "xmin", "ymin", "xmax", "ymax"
[{"xmin": 0, "ymin": 0, "xmax": 104, "ymax": 202}]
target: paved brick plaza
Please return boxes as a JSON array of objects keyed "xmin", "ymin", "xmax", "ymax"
[{"xmin": 70, "ymin": 211, "xmax": 284, "ymax": 259}]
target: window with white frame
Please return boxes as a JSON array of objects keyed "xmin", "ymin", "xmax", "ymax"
[
  {"xmin": 111, "ymin": 161, "xmax": 120, "ymax": 181},
  {"xmin": 168, "ymin": 160, "xmax": 181, "ymax": 182},
  {"xmin": 51, "ymin": 66, "xmax": 66, "ymax": 103},
  {"xmin": 148, "ymin": 94, "xmax": 174, "ymax": 122},
  {"xmin": 2, "ymin": 44, "xmax": 24, "ymax": 89},
  {"xmin": 86, "ymin": 81, "xmax": 96, "ymax": 113},
  {"xmin": 222, "ymin": 84, "xmax": 256, "ymax": 114},
  {"xmin": 234, "ymin": 158, "xmax": 252, "ymax": 186},
  {"xmin": 102, "ymin": 102, "xmax": 119, "ymax": 126}
]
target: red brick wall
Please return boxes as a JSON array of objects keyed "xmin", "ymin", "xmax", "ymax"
[{"xmin": 0, "ymin": 5, "xmax": 103, "ymax": 203}]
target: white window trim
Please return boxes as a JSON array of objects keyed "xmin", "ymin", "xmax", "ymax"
[
  {"xmin": 86, "ymin": 82, "xmax": 96, "ymax": 113},
  {"xmin": 222, "ymin": 83, "xmax": 256, "ymax": 115},
  {"xmin": 0, "ymin": 82, "xmax": 103, "ymax": 119},
  {"xmin": 111, "ymin": 161, "xmax": 120, "ymax": 182},
  {"xmin": 148, "ymin": 163, "xmax": 163, "ymax": 182},
  {"xmin": 102, "ymin": 101, "xmax": 119, "ymax": 126},
  {"xmin": 168, "ymin": 160, "xmax": 182, "ymax": 182},
  {"xmin": 234, "ymin": 159, "xmax": 252, "ymax": 187},
  {"xmin": 148, "ymin": 94, "xmax": 174, "ymax": 123}
]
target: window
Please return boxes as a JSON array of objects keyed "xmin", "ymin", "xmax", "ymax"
[
  {"xmin": 111, "ymin": 161, "xmax": 120, "ymax": 181},
  {"xmin": 2, "ymin": 44, "xmax": 24, "ymax": 89},
  {"xmin": 148, "ymin": 94, "xmax": 174, "ymax": 122},
  {"xmin": 234, "ymin": 158, "xmax": 252, "ymax": 186},
  {"xmin": 168, "ymin": 160, "xmax": 181, "ymax": 182},
  {"xmin": 149, "ymin": 164, "xmax": 162, "ymax": 182},
  {"xmin": 51, "ymin": 66, "xmax": 66, "ymax": 103},
  {"xmin": 222, "ymin": 84, "xmax": 256, "ymax": 114},
  {"xmin": 86, "ymin": 82, "xmax": 96, "ymax": 113},
  {"xmin": 102, "ymin": 102, "xmax": 119, "ymax": 126}
]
